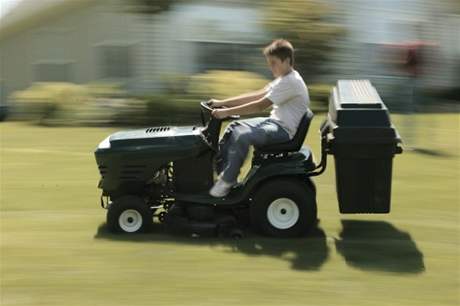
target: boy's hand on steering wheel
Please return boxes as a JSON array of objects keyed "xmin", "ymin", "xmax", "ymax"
[{"xmin": 208, "ymin": 98, "xmax": 223, "ymax": 108}]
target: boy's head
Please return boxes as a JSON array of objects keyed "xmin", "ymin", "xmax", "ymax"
[{"xmin": 263, "ymin": 39, "xmax": 294, "ymax": 77}]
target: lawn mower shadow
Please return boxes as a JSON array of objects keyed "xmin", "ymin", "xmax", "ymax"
[
  {"xmin": 335, "ymin": 220, "xmax": 425, "ymax": 274},
  {"xmin": 410, "ymin": 147, "xmax": 455, "ymax": 158},
  {"xmin": 94, "ymin": 223, "xmax": 330, "ymax": 272}
]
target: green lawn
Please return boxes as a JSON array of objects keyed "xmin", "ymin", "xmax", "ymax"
[{"xmin": 1, "ymin": 114, "xmax": 459, "ymax": 306}]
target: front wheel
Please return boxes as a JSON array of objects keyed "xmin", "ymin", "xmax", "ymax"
[
  {"xmin": 107, "ymin": 196, "xmax": 153, "ymax": 233},
  {"xmin": 250, "ymin": 178, "xmax": 317, "ymax": 238}
]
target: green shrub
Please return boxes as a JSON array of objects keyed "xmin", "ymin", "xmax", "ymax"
[
  {"xmin": 10, "ymin": 82, "xmax": 125, "ymax": 125},
  {"xmin": 86, "ymin": 82, "xmax": 125, "ymax": 98},
  {"xmin": 137, "ymin": 74, "xmax": 332, "ymax": 126},
  {"xmin": 188, "ymin": 70, "xmax": 269, "ymax": 99},
  {"xmin": 11, "ymin": 83, "xmax": 89, "ymax": 125},
  {"xmin": 309, "ymin": 84, "xmax": 333, "ymax": 112},
  {"xmin": 9, "ymin": 74, "xmax": 333, "ymax": 127},
  {"xmin": 130, "ymin": 70, "xmax": 270, "ymax": 126},
  {"xmin": 131, "ymin": 95, "xmax": 199, "ymax": 126},
  {"xmin": 159, "ymin": 74, "xmax": 192, "ymax": 96}
]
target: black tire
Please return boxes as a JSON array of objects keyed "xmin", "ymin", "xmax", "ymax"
[
  {"xmin": 107, "ymin": 195, "xmax": 153, "ymax": 234},
  {"xmin": 250, "ymin": 178, "xmax": 317, "ymax": 238}
]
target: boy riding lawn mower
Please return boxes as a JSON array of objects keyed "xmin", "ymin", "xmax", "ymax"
[{"xmin": 94, "ymin": 80, "xmax": 403, "ymax": 238}]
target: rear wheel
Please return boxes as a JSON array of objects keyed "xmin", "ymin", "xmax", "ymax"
[
  {"xmin": 107, "ymin": 196, "xmax": 153, "ymax": 233},
  {"xmin": 250, "ymin": 178, "xmax": 317, "ymax": 238}
]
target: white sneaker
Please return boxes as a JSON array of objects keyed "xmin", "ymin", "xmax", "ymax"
[{"xmin": 209, "ymin": 177, "xmax": 235, "ymax": 198}]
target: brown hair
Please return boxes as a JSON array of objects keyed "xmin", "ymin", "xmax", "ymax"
[{"xmin": 263, "ymin": 39, "xmax": 294, "ymax": 66}]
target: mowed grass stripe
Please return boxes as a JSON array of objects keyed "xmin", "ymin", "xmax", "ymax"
[{"xmin": 1, "ymin": 114, "xmax": 459, "ymax": 306}]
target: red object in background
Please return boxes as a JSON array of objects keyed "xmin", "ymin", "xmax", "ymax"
[
  {"xmin": 381, "ymin": 41, "xmax": 435, "ymax": 77},
  {"xmin": 405, "ymin": 43, "xmax": 420, "ymax": 76}
]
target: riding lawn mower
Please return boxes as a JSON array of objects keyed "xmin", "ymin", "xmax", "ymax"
[{"xmin": 94, "ymin": 80, "xmax": 402, "ymax": 238}]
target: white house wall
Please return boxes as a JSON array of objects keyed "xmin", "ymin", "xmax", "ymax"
[
  {"xmin": 165, "ymin": 3, "xmax": 265, "ymax": 74},
  {"xmin": 0, "ymin": 0, "xmax": 148, "ymax": 99},
  {"xmin": 1, "ymin": 0, "xmax": 457, "ymax": 105},
  {"xmin": 0, "ymin": 1, "xmax": 267, "ymax": 99},
  {"xmin": 133, "ymin": 3, "xmax": 265, "ymax": 91}
]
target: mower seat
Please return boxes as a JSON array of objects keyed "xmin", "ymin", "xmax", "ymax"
[{"xmin": 254, "ymin": 109, "xmax": 313, "ymax": 155}]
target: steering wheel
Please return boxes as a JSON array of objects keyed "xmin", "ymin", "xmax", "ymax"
[
  {"xmin": 200, "ymin": 101, "xmax": 240, "ymax": 126},
  {"xmin": 200, "ymin": 100, "xmax": 213, "ymax": 112},
  {"xmin": 200, "ymin": 101, "xmax": 213, "ymax": 126}
]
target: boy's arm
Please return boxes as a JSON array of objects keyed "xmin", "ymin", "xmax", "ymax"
[
  {"xmin": 211, "ymin": 88, "xmax": 268, "ymax": 107},
  {"xmin": 212, "ymin": 97, "xmax": 272, "ymax": 119}
]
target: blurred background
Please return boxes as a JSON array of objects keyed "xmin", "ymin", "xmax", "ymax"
[
  {"xmin": 0, "ymin": 0, "xmax": 459, "ymax": 131},
  {"xmin": 1, "ymin": 2, "xmax": 459, "ymax": 306}
]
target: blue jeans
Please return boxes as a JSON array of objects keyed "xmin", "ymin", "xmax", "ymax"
[{"xmin": 215, "ymin": 117, "xmax": 290, "ymax": 183}]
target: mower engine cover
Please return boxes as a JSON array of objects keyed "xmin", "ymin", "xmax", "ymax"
[{"xmin": 95, "ymin": 125, "xmax": 209, "ymax": 193}]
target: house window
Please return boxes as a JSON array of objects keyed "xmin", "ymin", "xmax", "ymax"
[
  {"xmin": 195, "ymin": 41, "xmax": 260, "ymax": 72},
  {"xmin": 34, "ymin": 62, "xmax": 73, "ymax": 82},
  {"xmin": 99, "ymin": 45, "xmax": 133, "ymax": 79}
]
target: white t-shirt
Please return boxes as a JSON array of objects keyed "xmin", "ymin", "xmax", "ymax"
[{"xmin": 264, "ymin": 70, "xmax": 310, "ymax": 139}]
